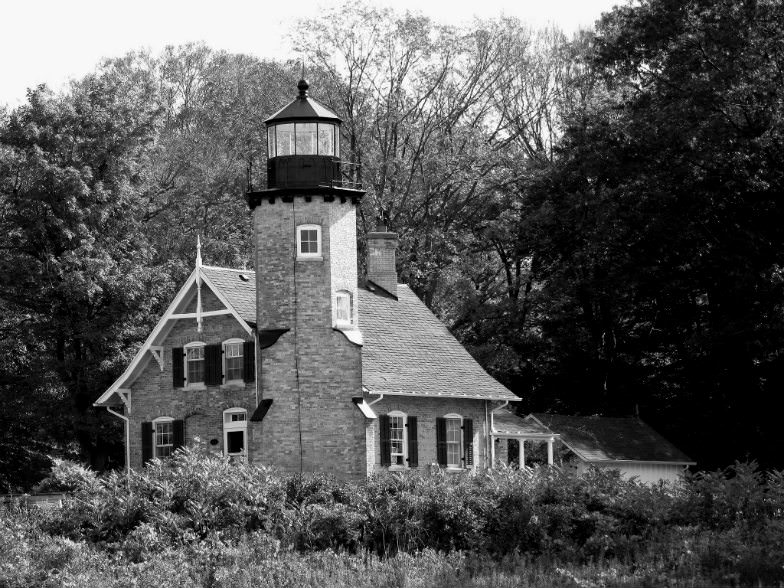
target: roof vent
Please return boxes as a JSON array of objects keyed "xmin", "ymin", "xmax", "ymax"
[{"xmin": 239, "ymin": 274, "xmax": 250, "ymax": 282}]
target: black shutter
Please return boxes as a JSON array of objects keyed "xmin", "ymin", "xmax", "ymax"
[
  {"xmin": 204, "ymin": 344, "xmax": 222, "ymax": 385},
  {"xmin": 243, "ymin": 340, "xmax": 255, "ymax": 382},
  {"xmin": 463, "ymin": 418, "xmax": 474, "ymax": 466},
  {"xmin": 436, "ymin": 417, "xmax": 447, "ymax": 466},
  {"xmin": 407, "ymin": 416, "xmax": 418, "ymax": 468},
  {"xmin": 173, "ymin": 419, "xmax": 185, "ymax": 452},
  {"xmin": 172, "ymin": 348, "xmax": 184, "ymax": 388},
  {"xmin": 142, "ymin": 421, "xmax": 153, "ymax": 465},
  {"xmin": 379, "ymin": 414, "xmax": 392, "ymax": 467}
]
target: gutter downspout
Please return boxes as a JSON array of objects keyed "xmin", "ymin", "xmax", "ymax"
[
  {"xmin": 367, "ymin": 393, "xmax": 384, "ymax": 407},
  {"xmin": 106, "ymin": 407, "xmax": 130, "ymax": 476}
]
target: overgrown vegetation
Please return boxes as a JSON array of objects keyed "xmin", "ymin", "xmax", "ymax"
[{"xmin": 2, "ymin": 450, "xmax": 783, "ymax": 587}]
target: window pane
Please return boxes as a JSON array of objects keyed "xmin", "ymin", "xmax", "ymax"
[
  {"xmin": 295, "ymin": 123, "xmax": 317, "ymax": 155},
  {"xmin": 300, "ymin": 228, "xmax": 319, "ymax": 254},
  {"xmin": 227, "ymin": 430, "xmax": 245, "ymax": 454},
  {"xmin": 390, "ymin": 416, "xmax": 405, "ymax": 466},
  {"xmin": 187, "ymin": 346, "xmax": 204, "ymax": 383},
  {"xmin": 446, "ymin": 419, "xmax": 461, "ymax": 466},
  {"xmin": 336, "ymin": 292, "xmax": 351, "ymax": 323},
  {"xmin": 267, "ymin": 126, "xmax": 276, "ymax": 158},
  {"xmin": 155, "ymin": 422, "xmax": 173, "ymax": 458},
  {"xmin": 334, "ymin": 125, "xmax": 340, "ymax": 158},
  {"xmin": 318, "ymin": 123, "xmax": 334, "ymax": 156},
  {"xmin": 276, "ymin": 123, "xmax": 294, "ymax": 156}
]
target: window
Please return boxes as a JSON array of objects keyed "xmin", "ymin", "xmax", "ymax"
[
  {"xmin": 185, "ymin": 343, "xmax": 205, "ymax": 385},
  {"xmin": 297, "ymin": 224, "xmax": 321, "ymax": 258},
  {"xmin": 275, "ymin": 123, "xmax": 295, "ymax": 156},
  {"xmin": 445, "ymin": 418, "xmax": 462, "ymax": 467},
  {"xmin": 318, "ymin": 123, "xmax": 335, "ymax": 156},
  {"xmin": 224, "ymin": 339, "xmax": 243, "ymax": 382},
  {"xmin": 223, "ymin": 408, "xmax": 248, "ymax": 460},
  {"xmin": 380, "ymin": 412, "xmax": 418, "ymax": 469},
  {"xmin": 295, "ymin": 123, "xmax": 318, "ymax": 154},
  {"xmin": 267, "ymin": 126, "xmax": 276, "ymax": 158},
  {"xmin": 390, "ymin": 413, "xmax": 406, "ymax": 466},
  {"xmin": 335, "ymin": 290, "xmax": 352, "ymax": 326},
  {"xmin": 153, "ymin": 417, "xmax": 174, "ymax": 458},
  {"xmin": 436, "ymin": 414, "xmax": 474, "ymax": 469}
]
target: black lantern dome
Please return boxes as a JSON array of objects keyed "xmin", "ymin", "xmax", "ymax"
[{"xmin": 264, "ymin": 80, "xmax": 342, "ymax": 189}]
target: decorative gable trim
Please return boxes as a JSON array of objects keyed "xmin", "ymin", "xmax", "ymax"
[
  {"xmin": 95, "ymin": 267, "xmax": 253, "ymax": 407},
  {"xmin": 149, "ymin": 346, "xmax": 165, "ymax": 371}
]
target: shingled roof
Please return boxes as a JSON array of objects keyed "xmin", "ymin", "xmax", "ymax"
[
  {"xmin": 200, "ymin": 266, "xmax": 256, "ymax": 325},
  {"xmin": 531, "ymin": 413, "xmax": 694, "ymax": 464},
  {"xmin": 358, "ymin": 284, "xmax": 519, "ymax": 401}
]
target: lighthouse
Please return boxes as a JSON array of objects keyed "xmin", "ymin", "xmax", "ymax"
[{"xmin": 247, "ymin": 80, "xmax": 368, "ymax": 476}]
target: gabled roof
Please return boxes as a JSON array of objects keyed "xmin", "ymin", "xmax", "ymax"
[
  {"xmin": 530, "ymin": 413, "xmax": 694, "ymax": 464},
  {"xmin": 94, "ymin": 266, "xmax": 253, "ymax": 407},
  {"xmin": 358, "ymin": 284, "xmax": 519, "ymax": 402},
  {"xmin": 200, "ymin": 266, "xmax": 255, "ymax": 325}
]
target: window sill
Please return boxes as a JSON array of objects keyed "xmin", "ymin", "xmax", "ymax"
[
  {"xmin": 221, "ymin": 380, "xmax": 246, "ymax": 390},
  {"xmin": 296, "ymin": 255, "xmax": 323, "ymax": 262},
  {"xmin": 388, "ymin": 465, "xmax": 409, "ymax": 472},
  {"xmin": 185, "ymin": 383, "xmax": 206, "ymax": 391}
]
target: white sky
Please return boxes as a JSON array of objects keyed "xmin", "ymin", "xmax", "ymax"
[{"xmin": 0, "ymin": 0, "xmax": 621, "ymax": 108}]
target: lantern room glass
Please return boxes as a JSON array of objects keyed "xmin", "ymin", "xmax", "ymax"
[{"xmin": 268, "ymin": 122, "xmax": 339, "ymax": 157}]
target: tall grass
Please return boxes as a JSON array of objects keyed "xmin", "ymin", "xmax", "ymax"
[{"xmin": 2, "ymin": 449, "xmax": 782, "ymax": 587}]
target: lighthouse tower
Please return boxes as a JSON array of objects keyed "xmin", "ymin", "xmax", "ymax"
[{"xmin": 247, "ymin": 80, "xmax": 367, "ymax": 477}]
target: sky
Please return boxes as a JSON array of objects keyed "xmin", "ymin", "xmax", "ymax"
[{"xmin": 0, "ymin": 0, "xmax": 622, "ymax": 108}]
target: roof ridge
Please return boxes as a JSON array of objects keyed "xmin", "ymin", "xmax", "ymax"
[{"xmin": 201, "ymin": 265, "xmax": 256, "ymax": 273}]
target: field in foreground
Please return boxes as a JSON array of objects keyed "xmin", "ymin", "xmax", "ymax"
[{"xmin": 1, "ymin": 450, "xmax": 783, "ymax": 587}]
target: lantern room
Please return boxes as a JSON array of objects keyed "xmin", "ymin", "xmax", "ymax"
[{"xmin": 265, "ymin": 79, "xmax": 342, "ymax": 189}]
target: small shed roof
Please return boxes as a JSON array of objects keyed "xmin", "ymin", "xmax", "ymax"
[
  {"xmin": 530, "ymin": 413, "xmax": 694, "ymax": 464},
  {"xmin": 493, "ymin": 410, "xmax": 556, "ymax": 438}
]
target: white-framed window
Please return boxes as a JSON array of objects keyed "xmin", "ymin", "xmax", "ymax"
[
  {"xmin": 223, "ymin": 408, "xmax": 247, "ymax": 460},
  {"xmin": 153, "ymin": 417, "xmax": 174, "ymax": 458},
  {"xmin": 185, "ymin": 342, "xmax": 205, "ymax": 385},
  {"xmin": 444, "ymin": 413, "xmax": 463, "ymax": 468},
  {"xmin": 296, "ymin": 224, "xmax": 321, "ymax": 258},
  {"xmin": 389, "ymin": 411, "xmax": 407, "ymax": 467},
  {"xmin": 223, "ymin": 338, "xmax": 244, "ymax": 383},
  {"xmin": 335, "ymin": 290, "xmax": 352, "ymax": 326}
]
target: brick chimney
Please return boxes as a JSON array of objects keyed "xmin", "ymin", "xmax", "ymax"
[{"xmin": 367, "ymin": 224, "xmax": 398, "ymax": 297}]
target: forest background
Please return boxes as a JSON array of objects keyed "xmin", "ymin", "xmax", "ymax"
[{"xmin": 1, "ymin": 0, "xmax": 782, "ymax": 491}]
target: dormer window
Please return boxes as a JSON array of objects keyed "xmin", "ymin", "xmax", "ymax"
[
  {"xmin": 335, "ymin": 290, "xmax": 352, "ymax": 326},
  {"xmin": 297, "ymin": 224, "xmax": 321, "ymax": 259}
]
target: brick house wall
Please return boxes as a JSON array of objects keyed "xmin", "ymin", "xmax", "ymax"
[
  {"xmin": 252, "ymin": 196, "xmax": 366, "ymax": 478},
  {"xmin": 367, "ymin": 396, "xmax": 491, "ymax": 473},
  {"xmin": 126, "ymin": 296, "xmax": 255, "ymax": 469}
]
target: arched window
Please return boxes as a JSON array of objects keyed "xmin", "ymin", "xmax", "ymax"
[
  {"xmin": 184, "ymin": 342, "xmax": 206, "ymax": 386},
  {"xmin": 335, "ymin": 290, "xmax": 352, "ymax": 326},
  {"xmin": 223, "ymin": 408, "xmax": 248, "ymax": 461},
  {"xmin": 296, "ymin": 224, "xmax": 321, "ymax": 258},
  {"xmin": 223, "ymin": 338, "xmax": 244, "ymax": 383},
  {"xmin": 152, "ymin": 416, "xmax": 174, "ymax": 458}
]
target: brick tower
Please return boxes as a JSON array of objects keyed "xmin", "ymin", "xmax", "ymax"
[{"xmin": 246, "ymin": 80, "xmax": 367, "ymax": 477}]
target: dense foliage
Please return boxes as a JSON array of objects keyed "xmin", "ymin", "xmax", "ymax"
[
  {"xmin": 3, "ymin": 451, "xmax": 784, "ymax": 587},
  {"xmin": 1, "ymin": 0, "xmax": 783, "ymax": 488}
]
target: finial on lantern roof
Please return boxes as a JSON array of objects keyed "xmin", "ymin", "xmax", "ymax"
[{"xmin": 297, "ymin": 78, "xmax": 309, "ymax": 98}]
